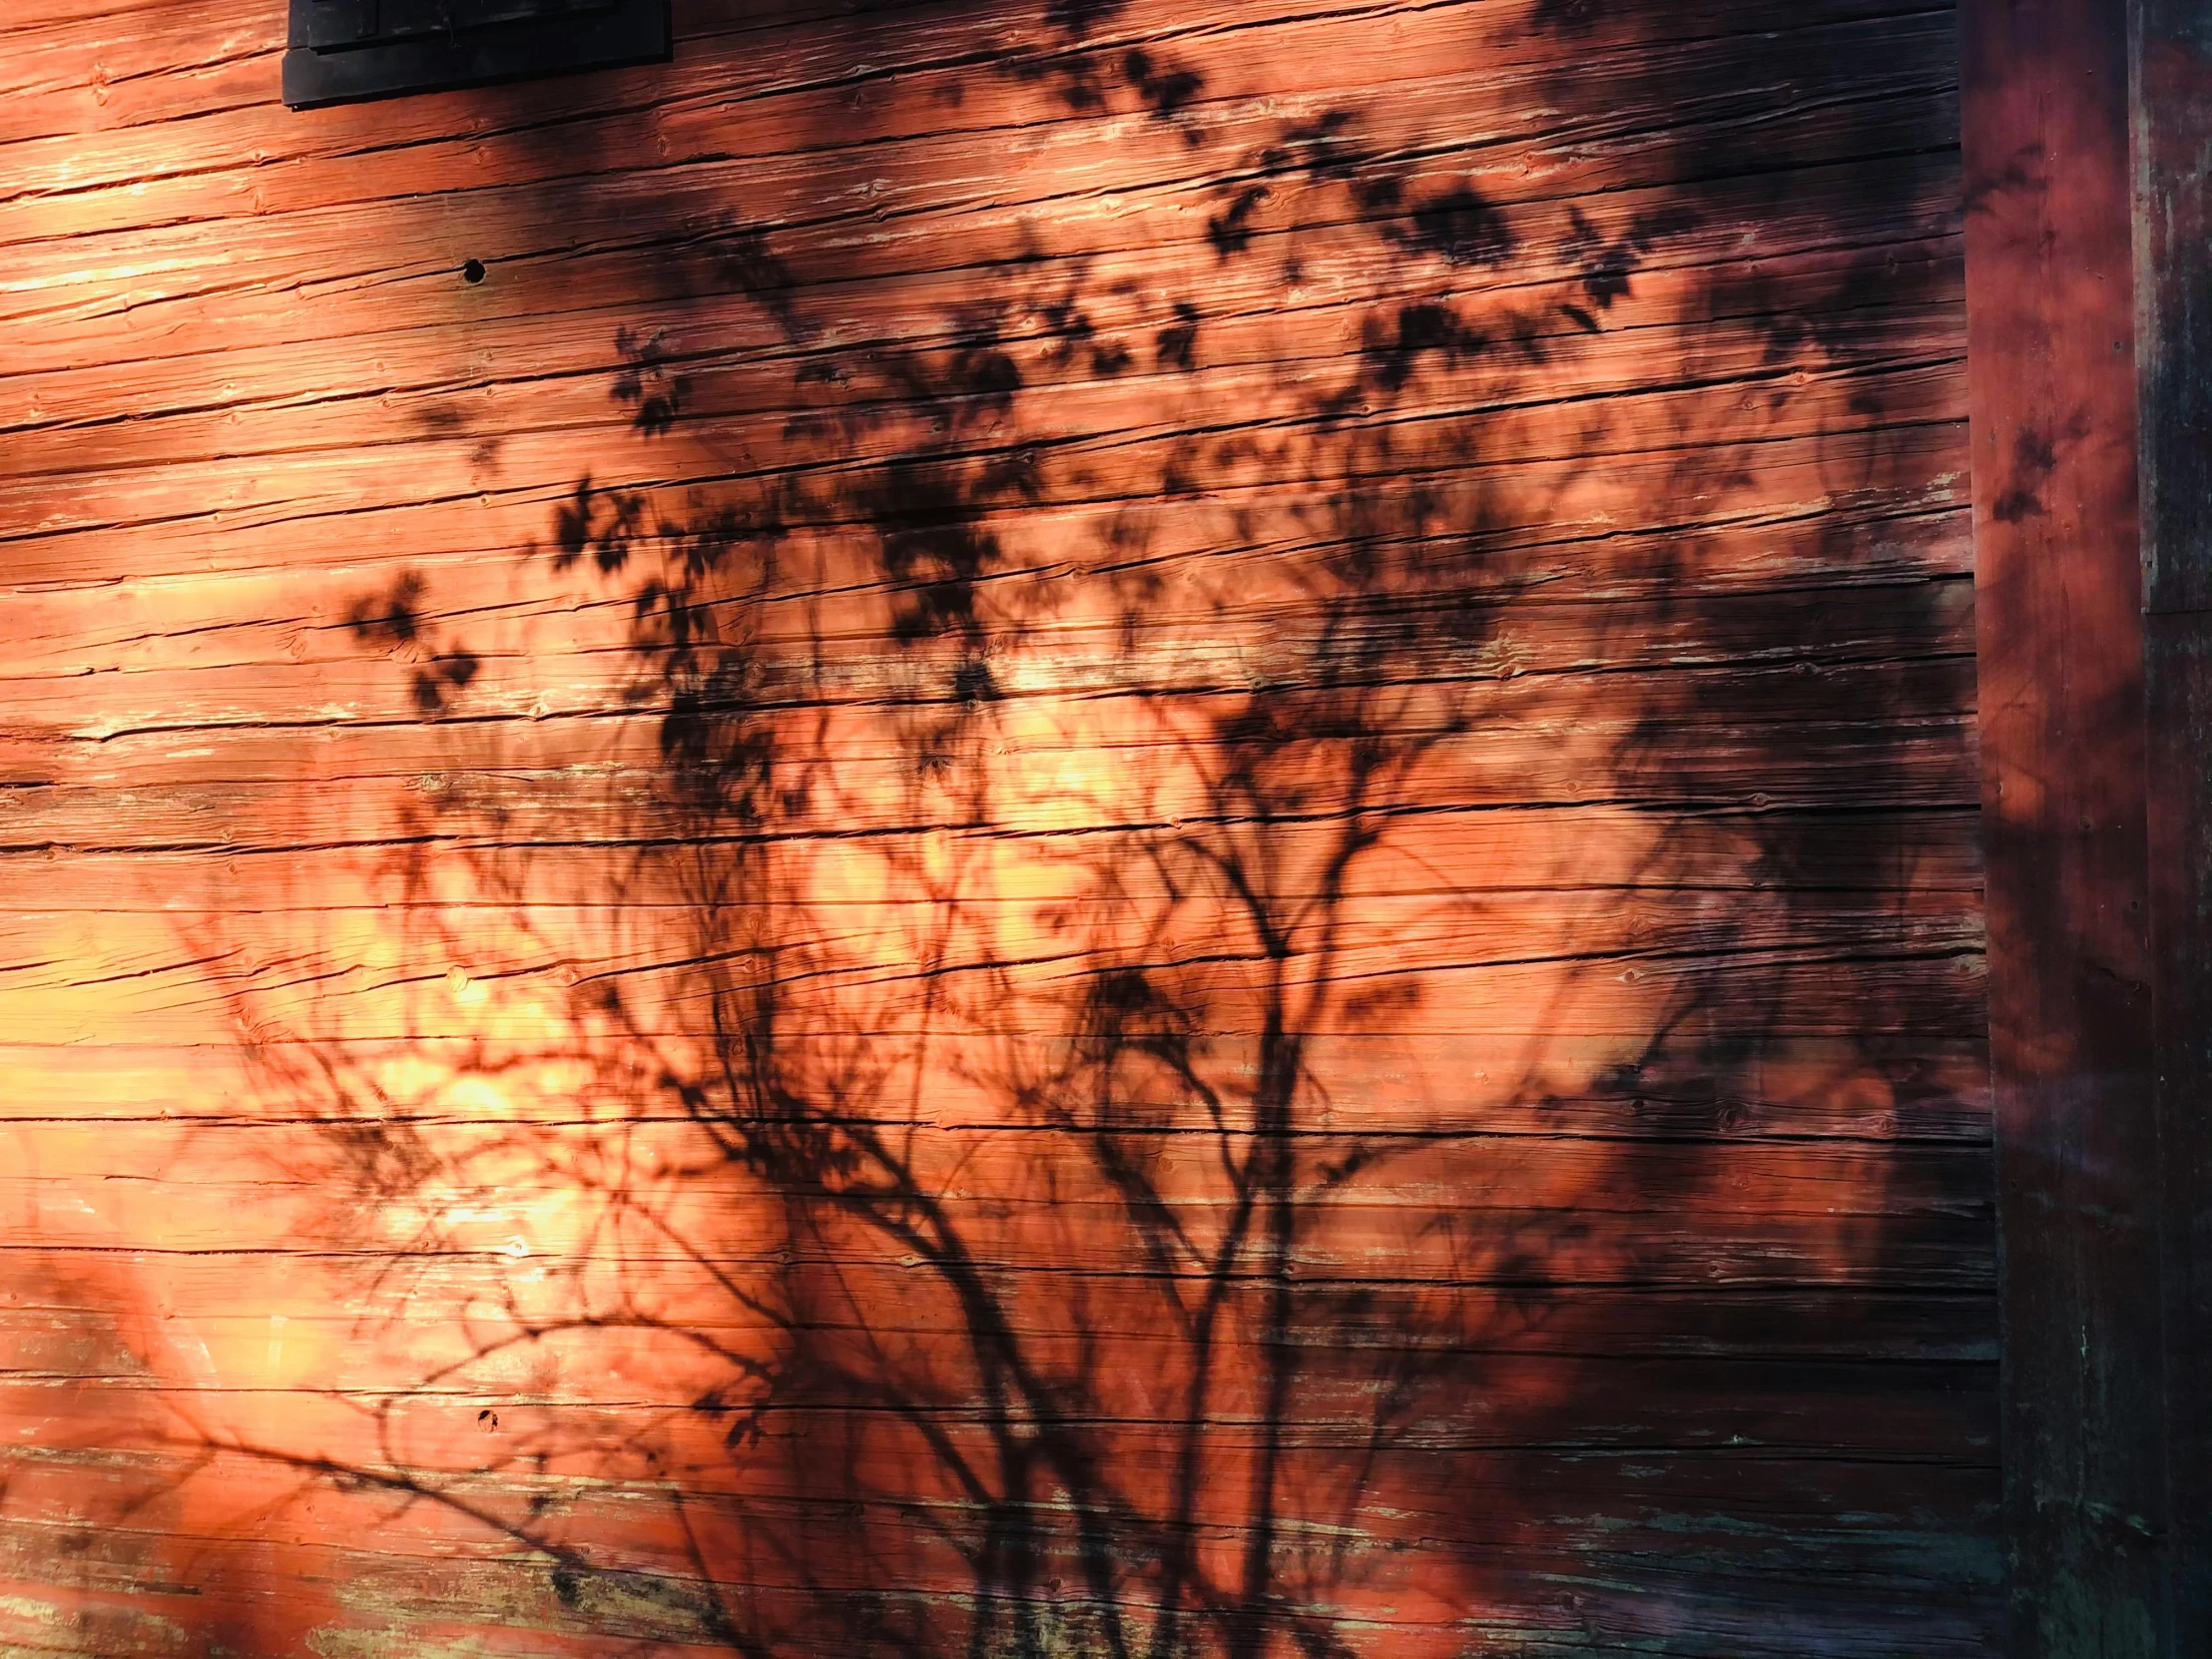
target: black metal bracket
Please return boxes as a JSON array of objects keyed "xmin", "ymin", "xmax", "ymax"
[{"xmin": 282, "ymin": 0, "xmax": 671, "ymax": 109}]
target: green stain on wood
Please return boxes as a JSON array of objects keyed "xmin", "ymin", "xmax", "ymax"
[{"xmin": 2034, "ymin": 1569, "xmax": 2158, "ymax": 1659}]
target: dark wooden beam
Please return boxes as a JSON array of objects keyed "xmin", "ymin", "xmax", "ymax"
[
  {"xmin": 2135, "ymin": 4, "xmax": 2212, "ymax": 1650},
  {"xmin": 1965, "ymin": 0, "xmax": 2212, "ymax": 1651}
]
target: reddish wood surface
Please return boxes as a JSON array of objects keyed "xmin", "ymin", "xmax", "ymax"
[
  {"xmin": 0, "ymin": 1, "xmax": 1992, "ymax": 1654},
  {"xmin": 1962, "ymin": 0, "xmax": 2212, "ymax": 1652}
]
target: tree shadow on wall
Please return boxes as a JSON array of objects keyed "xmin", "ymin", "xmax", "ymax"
[{"xmin": 166, "ymin": 1, "xmax": 1983, "ymax": 1654}]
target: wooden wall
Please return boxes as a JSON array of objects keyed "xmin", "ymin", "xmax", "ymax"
[{"xmin": 0, "ymin": 1, "xmax": 1992, "ymax": 1655}]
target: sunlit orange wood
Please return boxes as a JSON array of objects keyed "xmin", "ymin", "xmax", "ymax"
[{"xmin": 0, "ymin": 0, "xmax": 1990, "ymax": 1654}]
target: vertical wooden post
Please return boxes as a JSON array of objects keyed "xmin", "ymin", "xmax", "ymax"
[
  {"xmin": 2134, "ymin": 4, "xmax": 2212, "ymax": 1650},
  {"xmin": 1965, "ymin": 0, "xmax": 2212, "ymax": 1651},
  {"xmin": 1962, "ymin": 0, "xmax": 2158, "ymax": 1652}
]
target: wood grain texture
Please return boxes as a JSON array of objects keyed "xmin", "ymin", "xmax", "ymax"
[
  {"xmin": 1961, "ymin": 1, "xmax": 2170, "ymax": 1654},
  {"xmin": 2134, "ymin": 4, "xmax": 2212, "ymax": 1649},
  {"xmin": 0, "ymin": 0, "xmax": 1988, "ymax": 1654}
]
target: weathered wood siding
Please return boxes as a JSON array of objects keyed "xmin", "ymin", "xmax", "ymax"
[{"xmin": 0, "ymin": 1, "xmax": 1989, "ymax": 1654}]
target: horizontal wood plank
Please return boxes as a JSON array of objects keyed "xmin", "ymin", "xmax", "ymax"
[{"xmin": 0, "ymin": 0, "xmax": 1987, "ymax": 1650}]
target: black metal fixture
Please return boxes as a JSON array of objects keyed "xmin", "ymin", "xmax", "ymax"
[{"xmin": 283, "ymin": 1, "xmax": 671, "ymax": 109}]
